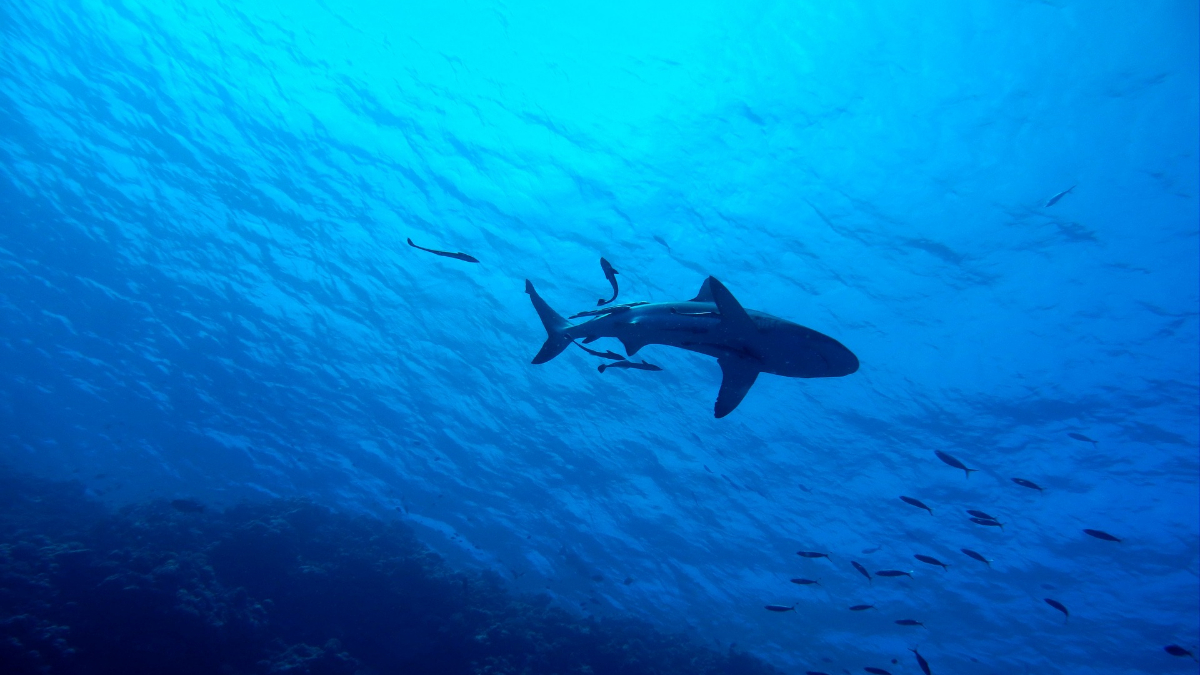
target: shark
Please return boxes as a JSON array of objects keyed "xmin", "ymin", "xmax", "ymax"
[{"xmin": 524, "ymin": 276, "xmax": 858, "ymax": 417}]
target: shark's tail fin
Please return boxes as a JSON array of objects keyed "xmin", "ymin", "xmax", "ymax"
[{"xmin": 526, "ymin": 280, "xmax": 573, "ymax": 364}]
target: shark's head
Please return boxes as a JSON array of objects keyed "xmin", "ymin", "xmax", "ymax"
[{"xmin": 765, "ymin": 322, "xmax": 859, "ymax": 378}]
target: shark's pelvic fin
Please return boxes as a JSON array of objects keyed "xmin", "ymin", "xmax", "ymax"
[
  {"xmin": 690, "ymin": 278, "xmax": 715, "ymax": 302},
  {"xmin": 525, "ymin": 280, "xmax": 574, "ymax": 364},
  {"xmin": 619, "ymin": 335, "xmax": 650, "ymax": 356},
  {"xmin": 715, "ymin": 358, "xmax": 760, "ymax": 418},
  {"xmin": 707, "ymin": 277, "xmax": 757, "ymax": 331}
]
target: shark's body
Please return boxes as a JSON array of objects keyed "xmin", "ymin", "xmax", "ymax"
[{"xmin": 525, "ymin": 276, "xmax": 858, "ymax": 417}]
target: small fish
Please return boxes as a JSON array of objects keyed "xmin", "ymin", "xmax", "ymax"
[
  {"xmin": 797, "ymin": 483, "xmax": 813, "ymax": 493},
  {"xmin": 596, "ymin": 257, "xmax": 620, "ymax": 305},
  {"xmin": 900, "ymin": 495, "xmax": 933, "ymax": 514},
  {"xmin": 1044, "ymin": 598, "xmax": 1069, "ymax": 623},
  {"xmin": 1045, "ymin": 185, "xmax": 1076, "ymax": 207},
  {"xmin": 1011, "ymin": 477, "xmax": 1044, "ymax": 492},
  {"xmin": 598, "ymin": 359, "xmax": 662, "ymax": 374},
  {"xmin": 1067, "ymin": 432, "xmax": 1097, "ymax": 447},
  {"xmin": 1083, "ymin": 528, "xmax": 1121, "ymax": 542},
  {"xmin": 851, "ymin": 560, "xmax": 872, "ymax": 584},
  {"xmin": 573, "ymin": 341, "xmax": 625, "ymax": 361},
  {"xmin": 970, "ymin": 517, "xmax": 1004, "ymax": 529},
  {"xmin": 765, "ymin": 604, "xmax": 796, "ymax": 612},
  {"xmin": 797, "ymin": 551, "xmax": 831, "ymax": 559},
  {"xmin": 653, "ymin": 235, "xmax": 672, "ymax": 252},
  {"xmin": 861, "ymin": 545, "xmax": 882, "ymax": 554},
  {"xmin": 961, "ymin": 548, "xmax": 992, "ymax": 566},
  {"xmin": 568, "ymin": 301, "xmax": 649, "ymax": 320},
  {"xmin": 966, "ymin": 509, "xmax": 997, "ymax": 520},
  {"xmin": 894, "ymin": 619, "xmax": 924, "ymax": 627},
  {"xmin": 790, "ymin": 578, "xmax": 821, "ymax": 586},
  {"xmin": 849, "ymin": 604, "xmax": 875, "ymax": 611},
  {"xmin": 914, "ymin": 554, "xmax": 948, "ymax": 570},
  {"xmin": 934, "ymin": 450, "xmax": 977, "ymax": 478},
  {"xmin": 911, "ymin": 648, "xmax": 931, "ymax": 675},
  {"xmin": 1164, "ymin": 645, "xmax": 1197, "ymax": 660},
  {"xmin": 406, "ymin": 238, "xmax": 480, "ymax": 263},
  {"xmin": 704, "ymin": 465, "xmax": 713, "ymax": 473},
  {"xmin": 864, "ymin": 668, "xmax": 892, "ymax": 675},
  {"xmin": 875, "ymin": 569, "xmax": 912, "ymax": 578},
  {"xmin": 169, "ymin": 499, "xmax": 205, "ymax": 513}
]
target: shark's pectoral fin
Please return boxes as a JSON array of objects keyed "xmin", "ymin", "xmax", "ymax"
[
  {"xmin": 582, "ymin": 336, "xmax": 599, "ymax": 344},
  {"xmin": 715, "ymin": 359, "xmax": 760, "ymax": 418},
  {"xmin": 707, "ymin": 277, "xmax": 757, "ymax": 332}
]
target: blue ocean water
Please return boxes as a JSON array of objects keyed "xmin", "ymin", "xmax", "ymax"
[{"xmin": 1, "ymin": 0, "xmax": 1197, "ymax": 672}]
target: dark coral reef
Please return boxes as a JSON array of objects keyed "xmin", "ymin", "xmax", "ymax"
[{"xmin": 0, "ymin": 471, "xmax": 779, "ymax": 675}]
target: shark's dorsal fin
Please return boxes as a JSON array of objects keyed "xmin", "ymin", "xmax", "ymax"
[
  {"xmin": 707, "ymin": 277, "xmax": 756, "ymax": 331},
  {"xmin": 715, "ymin": 359, "xmax": 760, "ymax": 418},
  {"xmin": 690, "ymin": 278, "xmax": 715, "ymax": 302}
]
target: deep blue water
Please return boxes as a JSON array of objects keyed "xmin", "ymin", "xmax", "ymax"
[{"xmin": 1, "ymin": 1, "xmax": 1197, "ymax": 673}]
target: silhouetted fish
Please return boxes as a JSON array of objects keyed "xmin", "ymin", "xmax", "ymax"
[
  {"xmin": 914, "ymin": 554, "xmax": 948, "ymax": 570},
  {"xmin": 1011, "ymin": 477, "xmax": 1044, "ymax": 492},
  {"xmin": 1045, "ymin": 185, "xmax": 1075, "ymax": 207},
  {"xmin": 934, "ymin": 450, "xmax": 977, "ymax": 478},
  {"xmin": 598, "ymin": 359, "xmax": 662, "ymax": 374},
  {"xmin": 900, "ymin": 495, "xmax": 933, "ymax": 514},
  {"xmin": 849, "ymin": 604, "xmax": 875, "ymax": 611},
  {"xmin": 765, "ymin": 604, "xmax": 796, "ymax": 612},
  {"xmin": 1083, "ymin": 528, "xmax": 1121, "ymax": 542},
  {"xmin": 966, "ymin": 509, "xmax": 996, "ymax": 520},
  {"xmin": 569, "ymin": 302, "xmax": 649, "ymax": 320},
  {"xmin": 407, "ymin": 238, "xmax": 479, "ymax": 263},
  {"xmin": 894, "ymin": 619, "xmax": 924, "ymax": 627},
  {"xmin": 1164, "ymin": 645, "xmax": 1196, "ymax": 660},
  {"xmin": 961, "ymin": 548, "xmax": 992, "ymax": 566},
  {"xmin": 864, "ymin": 667, "xmax": 892, "ymax": 675},
  {"xmin": 790, "ymin": 578, "xmax": 820, "ymax": 585},
  {"xmin": 1067, "ymin": 432, "xmax": 1097, "ymax": 447},
  {"xmin": 574, "ymin": 341, "xmax": 625, "ymax": 361},
  {"xmin": 653, "ymin": 235, "xmax": 672, "ymax": 252},
  {"xmin": 797, "ymin": 551, "xmax": 830, "ymax": 559},
  {"xmin": 851, "ymin": 560, "xmax": 872, "ymax": 584},
  {"xmin": 596, "ymin": 257, "xmax": 620, "ymax": 305},
  {"xmin": 876, "ymin": 569, "xmax": 912, "ymax": 578},
  {"xmin": 1044, "ymin": 598, "xmax": 1069, "ymax": 623},
  {"xmin": 970, "ymin": 517, "xmax": 1004, "ymax": 529},
  {"xmin": 861, "ymin": 545, "xmax": 882, "ymax": 554},
  {"xmin": 911, "ymin": 648, "xmax": 931, "ymax": 675},
  {"xmin": 169, "ymin": 499, "xmax": 205, "ymax": 513}
]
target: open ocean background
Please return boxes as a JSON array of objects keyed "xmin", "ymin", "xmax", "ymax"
[{"xmin": 1, "ymin": 1, "xmax": 1197, "ymax": 673}]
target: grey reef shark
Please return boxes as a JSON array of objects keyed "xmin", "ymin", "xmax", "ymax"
[{"xmin": 524, "ymin": 276, "xmax": 859, "ymax": 417}]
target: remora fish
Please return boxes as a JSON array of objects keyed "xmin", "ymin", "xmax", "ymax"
[
  {"xmin": 407, "ymin": 238, "xmax": 480, "ymax": 263},
  {"xmin": 597, "ymin": 359, "xmax": 662, "ymax": 374},
  {"xmin": 597, "ymin": 257, "xmax": 620, "ymax": 305},
  {"xmin": 573, "ymin": 341, "xmax": 625, "ymax": 361},
  {"xmin": 525, "ymin": 277, "xmax": 859, "ymax": 417}
]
